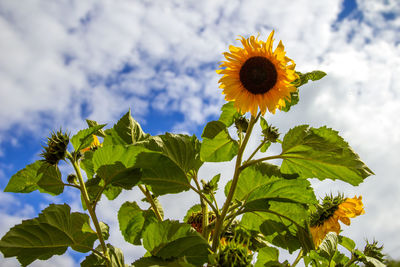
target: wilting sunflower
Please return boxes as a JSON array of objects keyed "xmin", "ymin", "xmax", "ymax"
[
  {"xmin": 310, "ymin": 195, "xmax": 365, "ymax": 247},
  {"xmin": 217, "ymin": 30, "xmax": 298, "ymax": 117}
]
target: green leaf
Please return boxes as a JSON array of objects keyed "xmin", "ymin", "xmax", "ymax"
[
  {"xmin": 135, "ymin": 151, "xmax": 190, "ymax": 196},
  {"xmin": 200, "ymin": 120, "xmax": 239, "ymax": 162},
  {"xmin": 86, "ymin": 119, "xmax": 107, "ymax": 137},
  {"xmin": 93, "ymin": 145, "xmax": 190, "ymax": 196},
  {"xmin": 293, "ymin": 70, "xmax": 327, "ymax": 88},
  {"xmin": 118, "ymin": 201, "xmax": 158, "ymax": 245},
  {"xmin": 364, "ymin": 256, "xmax": 386, "ymax": 267},
  {"xmin": 225, "ymin": 163, "xmax": 314, "ymax": 206},
  {"xmin": 303, "ymin": 250, "xmax": 330, "ymax": 267},
  {"xmin": 81, "ymin": 244, "xmax": 127, "ymax": 267},
  {"xmin": 338, "ymin": 235, "xmax": 356, "ymax": 252},
  {"xmin": 141, "ymin": 133, "xmax": 203, "ymax": 174},
  {"xmin": 281, "ymin": 125, "xmax": 374, "ymax": 185},
  {"xmin": 36, "ymin": 163, "xmax": 64, "ymax": 195},
  {"xmin": 255, "ymin": 246, "xmax": 280, "ymax": 267},
  {"xmin": 281, "ymin": 90, "xmax": 300, "ymax": 112},
  {"xmin": 81, "ymin": 150, "xmax": 95, "ymax": 178},
  {"xmin": 219, "ymin": 101, "xmax": 241, "ymax": 127},
  {"xmin": 132, "ymin": 256, "xmax": 195, "ymax": 267},
  {"xmin": 142, "ymin": 220, "xmax": 210, "ymax": 265},
  {"xmin": 99, "ymin": 222, "xmax": 110, "ymax": 240},
  {"xmin": 4, "ymin": 161, "xmax": 64, "ymax": 195},
  {"xmin": 4, "ymin": 161, "xmax": 44, "ymax": 193},
  {"xmin": 71, "ymin": 124, "xmax": 106, "ymax": 151},
  {"xmin": 241, "ymin": 213, "xmax": 301, "ymax": 253},
  {"xmin": 0, "ymin": 204, "xmax": 97, "ymax": 266},
  {"xmin": 319, "ymin": 232, "xmax": 338, "ymax": 260},
  {"xmin": 113, "ymin": 110, "xmax": 149, "ymax": 145},
  {"xmin": 103, "ymin": 184, "xmax": 122, "ymax": 200}
]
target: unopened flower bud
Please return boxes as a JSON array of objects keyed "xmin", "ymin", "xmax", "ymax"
[
  {"xmin": 235, "ymin": 117, "xmax": 249, "ymax": 133},
  {"xmin": 40, "ymin": 130, "xmax": 69, "ymax": 165}
]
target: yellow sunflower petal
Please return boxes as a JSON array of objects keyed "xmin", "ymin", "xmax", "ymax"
[{"xmin": 217, "ymin": 30, "xmax": 298, "ymax": 116}]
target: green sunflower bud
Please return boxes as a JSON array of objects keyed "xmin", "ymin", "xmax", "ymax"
[
  {"xmin": 67, "ymin": 174, "xmax": 77, "ymax": 184},
  {"xmin": 310, "ymin": 194, "xmax": 345, "ymax": 227},
  {"xmin": 187, "ymin": 211, "xmax": 216, "ymax": 233},
  {"xmin": 363, "ymin": 240, "xmax": 385, "ymax": 264},
  {"xmin": 201, "ymin": 179, "xmax": 218, "ymax": 194},
  {"xmin": 262, "ymin": 124, "xmax": 280, "ymax": 143},
  {"xmin": 40, "ymin": 130, "xmax": 69, "ymax": 165},
  {"xmin": 235, "ymin": 117, "xmax": 249, "ymax": 133},
  {"xmin": 212, "ymin": 240, "xmax": 253, "ymax": 267}
]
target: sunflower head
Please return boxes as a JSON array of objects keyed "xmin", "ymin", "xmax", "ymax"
[
  {"xmin": 81, "ymin": 135, "xmax": 102, "ymax": 153},
  {"xmin": 186, "ymin": 211, "xmax": 216, "ymax": 233},
  {"xmin": 217, "ymin": 31, "xmax": 298, "ymax": 117},
  {"xmin": 40, "ymin": 130, "xmax": 70, "ymax": 165},
  {"xmin": 310, "ymin": 194, "xmax": 365, "ymax": 248}
]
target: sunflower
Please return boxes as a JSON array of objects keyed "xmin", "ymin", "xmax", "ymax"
[
  {"xmin": 81, "ymin": 135, "xmax": 102, "ymax": 153},
  {"xmin": 310, "ymin": 196, "xmax": 365, "ymax": 247},
  {"xmin": 217, "ymin": 30, "xmax": 298, "ymax": 117}
]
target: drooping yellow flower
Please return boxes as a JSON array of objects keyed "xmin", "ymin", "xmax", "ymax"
[
  {"xmin": 81, "ymin": 135, "xmax": 102, "ymax": 153},
  {"xmin": 217, "ymin": 31, "xmax": 299, "ymax": 117},
  {"xmin": 310, "ymin": 196, "xmax": 365, "ymax": 247}
]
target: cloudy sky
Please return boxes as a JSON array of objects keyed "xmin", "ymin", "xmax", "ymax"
[{"xmin": 0, "ymin": 0, "xmax": 399, "ymax": 266}]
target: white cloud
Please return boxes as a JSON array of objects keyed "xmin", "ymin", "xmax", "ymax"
[{"xmin": 1, "ymin": 0, "xmax": 400, "ymax": 265}]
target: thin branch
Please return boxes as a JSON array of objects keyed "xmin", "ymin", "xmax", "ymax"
[{"xmin": 239, "ymin": 154, "xmax": 283, "ymax": 171}]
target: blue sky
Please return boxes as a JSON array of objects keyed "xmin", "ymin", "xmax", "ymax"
[{"xmin": 1, "ymin": 0, "xmax": 400, "ymax": 266}]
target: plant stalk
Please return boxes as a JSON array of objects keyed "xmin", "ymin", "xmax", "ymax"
[
  {"xmin": 68, "ymin": 153, "xmax": 110, "ymax": 266},
  {"xmin": 291, "ymin": 249, "xmax": 303, "ymax": 267},
  {"xmin": 138, "ymin": 184, "xmax": 163, "ymax": 221},
  {"xmin": 211, "ymin": 114, "xmax": 258, "ymax": 250}
]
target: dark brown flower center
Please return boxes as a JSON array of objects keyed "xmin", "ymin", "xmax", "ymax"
[{"xmin": 239, "ymin": 56, "xmax": 277, "ymax": 94}]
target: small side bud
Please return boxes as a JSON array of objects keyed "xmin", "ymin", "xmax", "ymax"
[
  {"xmin": 262, "ymin": 124, "xmax": 280, "ymax": 143},
  {"xmin": 201, "ymin": 179, "xmax": 218, "ymax": 195},
  {"xmin": 234, "ymin": 117, "xmax": 249, "ymax": 133},
  {"xmin": 67, "ymin": 174, "xmax": 77, "ymax": 184}
]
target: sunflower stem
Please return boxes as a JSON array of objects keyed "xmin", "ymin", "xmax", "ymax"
[
  {"xmin": 211, "ymin": 115, "xmax": 257, "ymax": 251},
  {"xmin": 291, "ymin": 249, "xmax": 303, "ymax": 267},
  {"xmin": 138, "ymin": 184, "xmax": 163, "ymax": 221},
  {"xmin": 246, "ymin": 139, "xmax": 267, "ymax": 162},
  {"xmin": 67, "ymin": 152, "xmax": 110, "ymax": 266}
]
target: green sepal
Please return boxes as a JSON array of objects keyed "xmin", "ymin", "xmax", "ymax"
[
  {"xmin": 282, "ymin": 70, "xmax": 326, "ymax": 112},
  {"xmin": 281, "ymin": 90, "xmax": 299, "ymax": 112},
  {"xmin": 219, "ymin": 101, "xmax": 241, "ymax": 127},
  {"xmin": 200, "ymin": 120, "xmax": 239, "ymax": 162},
  {"xmin": 292, "ymin": 70, "xmax": 327, "ymax": 88},
  {"xmin": 81, "ymin": 244, "xmax": 127, "ymax": 267},
  {"xmin": 71, "ymin": 124, "xmax": 106, "ymax": 151},
  {"xmin": 0, "ymin": 204, "xmax": 97, "ymax": 266},
  {"xmin": 281, "ymin": 125, "xmax": 374, "ymax": 185},
  {"xmin": 118, "ymin": 201, "xmax": 158, "ymax": 245},
  {"xmin": 142, "ymin": 220, "xmax": 210, "ymax": 265}
]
